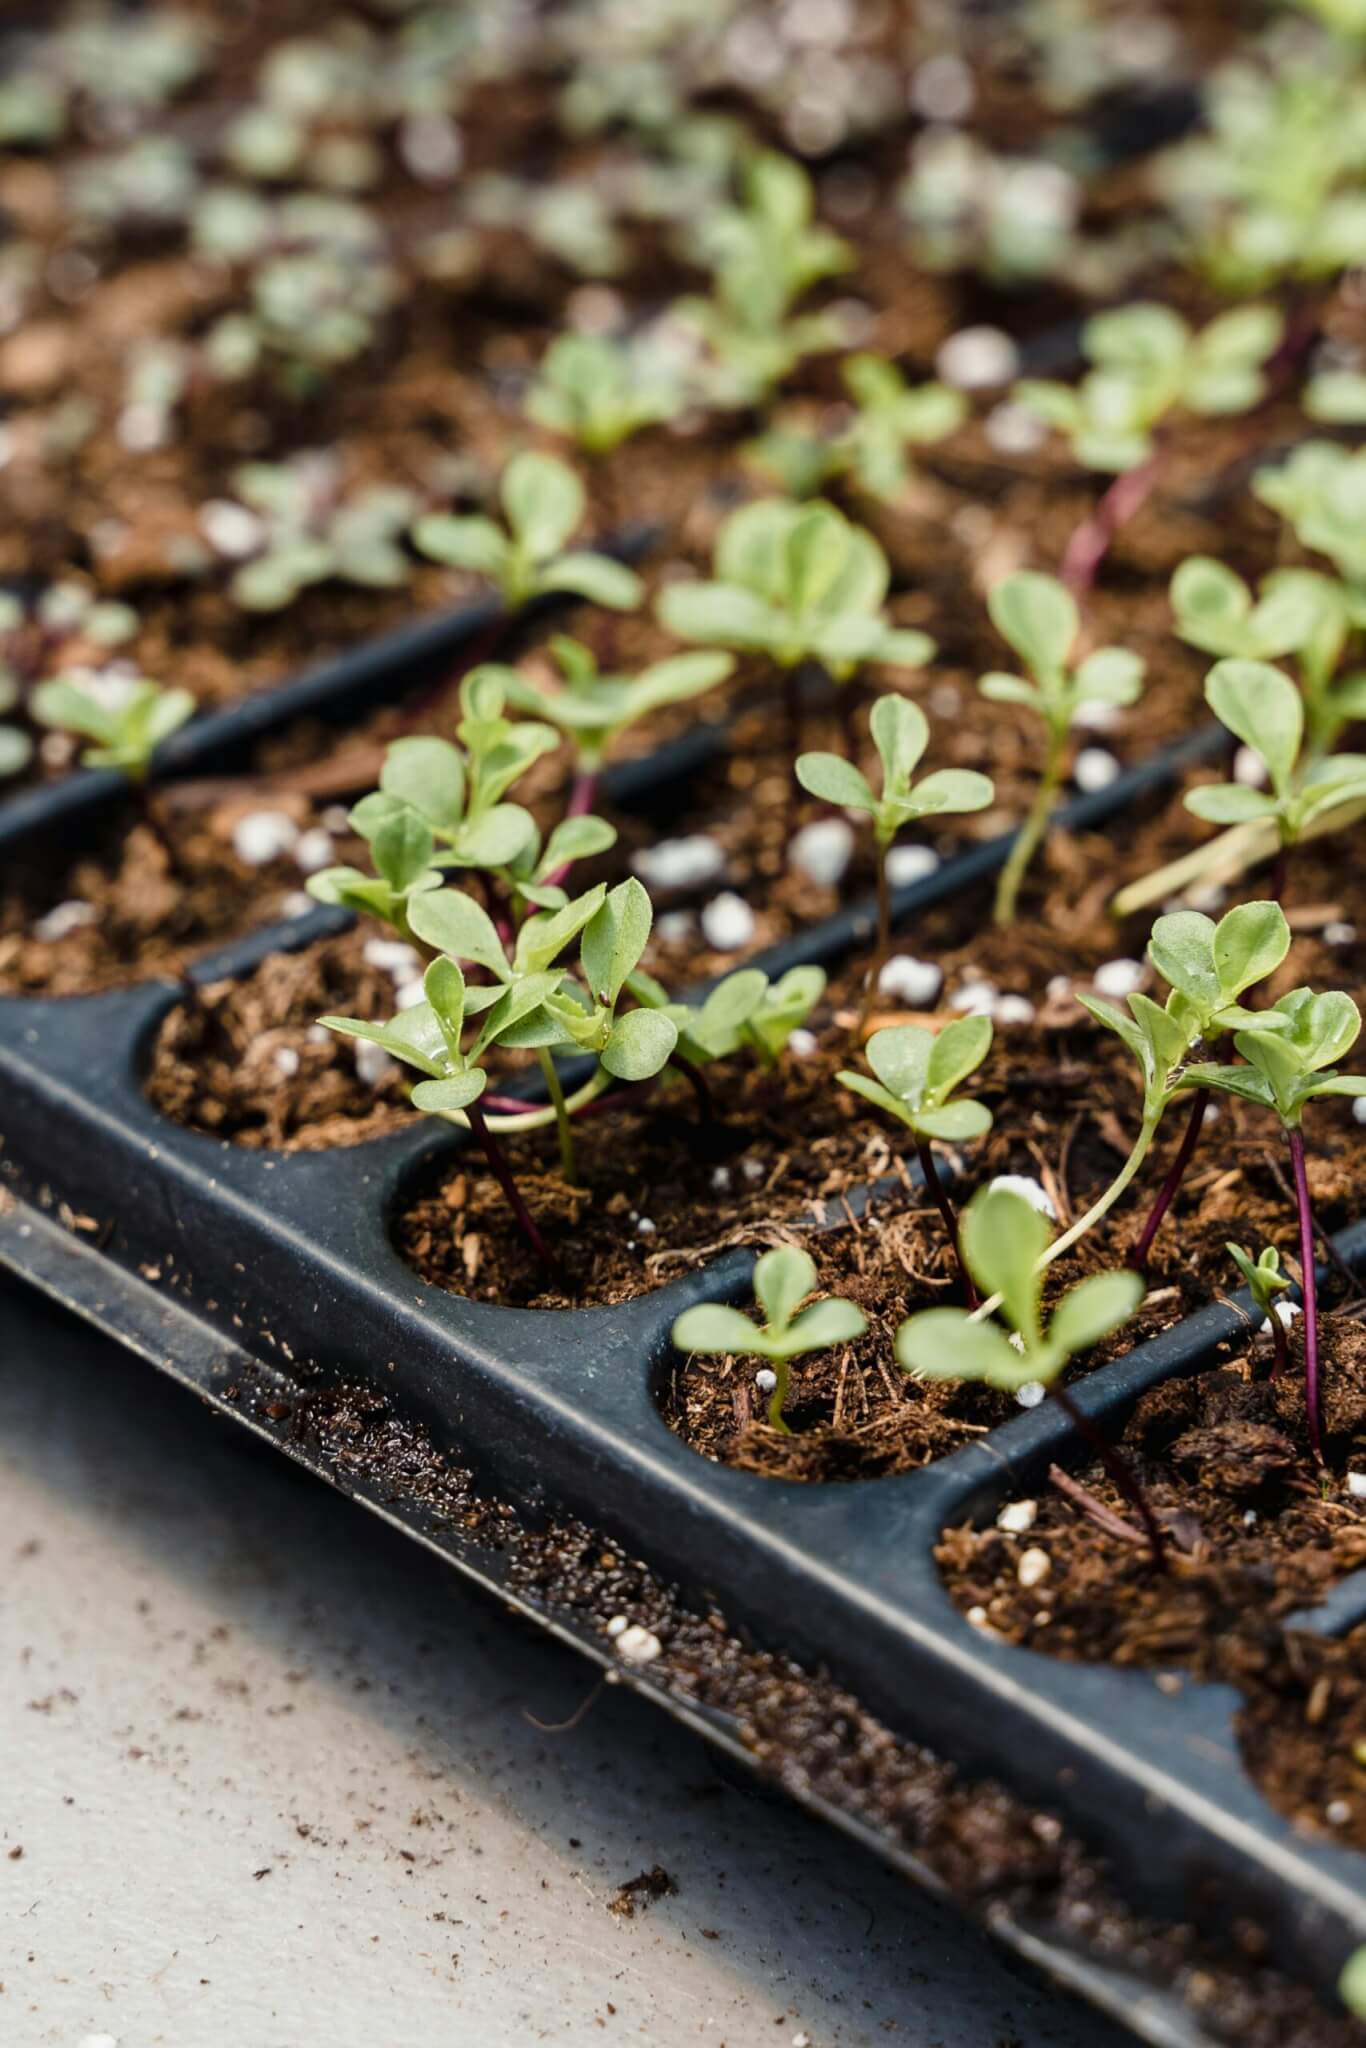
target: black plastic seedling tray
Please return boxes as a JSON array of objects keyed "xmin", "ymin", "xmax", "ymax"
[{"xmin": 2, "ymin": 600, "xmax": 1364, "ymax": 2048}]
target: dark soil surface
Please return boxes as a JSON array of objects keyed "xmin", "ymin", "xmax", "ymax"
[{"xmin": 938, "ymin": 1329, "xmax": 1366, "ymax": 1844}]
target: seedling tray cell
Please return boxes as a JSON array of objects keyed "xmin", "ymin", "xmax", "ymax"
[{"xmin": 2, "ymin": 631, "xmax": 1362, "ymax": 2048}]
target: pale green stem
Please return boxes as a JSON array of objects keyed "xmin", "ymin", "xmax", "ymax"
[
  {"xmin": 969, "ymin": 1107, "xmax": 1165, "ymax": 1324},
  {"xmin": 538, "ymin": 1046, "xmax": 577, "ymax": 1183},
  {"xmin": 766, "ymin": 1355, "xmax": 792, "ymax": 1434},
  {"xmin": 436, "ymin": 1068, "xmax": 611, "ymax": 1136},
  {"xmin": 994, "ymin": 722, "xmax": 1066, "ymax": 927}
]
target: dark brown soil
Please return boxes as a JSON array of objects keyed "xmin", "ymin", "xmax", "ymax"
[
  {"xmin": 145, "ymin": 924, "xmax": 416, "ymax": 1149},
  {"xmin": 0, "ymin": 797, "xmax": 304, "ymax": 997},
  {"xmin": 937, "ymin": 1329, "xmax": 1366, "ymax": 1843}
]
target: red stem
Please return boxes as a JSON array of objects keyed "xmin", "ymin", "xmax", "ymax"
[
  {"xmin": 542, "ymin": 766, "xmax": 599, "ymax": 890},
  {"xmin": 915, "ymin": 1141, "xmax": 978, "ymax": 1310},
  {"xmin": 1267, "ymin": 1305, "xmax": 1290, "ymax": 1383},
  {"xmin": 1061, "ymin": 453, "xmax": 1163, "ymax": 595},
  {"xmin": 1048, "ymin": 1383, "xmax": 1168, "ymax": 1571},
  {"xmin": 1129, "ymin": 1087, "xmax": 1208, "ymax": 1271},
  {"xmin": 466, "ymin": 1100, "xmax": 566, "ymax": 1289},
  {"xmin": 1287, "ymin": 1127, "xmax": 1324, "ymax": 1466}
]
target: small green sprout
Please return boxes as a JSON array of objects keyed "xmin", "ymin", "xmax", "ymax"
[
  {"xmin": 1184, "ymin": 658, "xmax": 1366, "ymax": 897},
  {"xmin": 1226, "ymin": 1241, "xmax": 1293, "ymax": 1380},
  {"xmin": 1073, "ymin": 900, "xmax": 1291, "ymax": 1272},
  {"xmin": 673, "ymin": 149, "xmax": 851, "ymax": 405},
  {"xmin": 978, "ymin": 572, "xmax": 1145, "ymax": 924},
  {"xmin": 213, "ymin": 458, "xmax": 417, "ymax": 611},
  {"xmin": 30, "ymin": 673, "xmax": 194, "ymax": 781},
  {"xmin": 796, "ymin": 694, "xmax": 993, "ymax": 971},
  {"xmin": 1184, "ymin": 988, "xmax": 1366, "ymax": 1462},
  {"xmin": 201, "ymin": 194, "xmax": 397, "ymax": 390},
  {"xmin": 655, "ymin": 964, "xmax": 827, "ymax": 1072},
  {"xmin": 525, "ymin": 332, "xmax": 685, "ymax": 456},
  {"xmin": 414, "ymin": 451, "xmax": 643, "ymax": 613},
  {"xmin": 1253, "ymin": 442, "xmax": 1366, "ymax": 588},
  {"xmin": 1170, "ymin": 558, "xmax": 1365, "ymax": 759},
  {"xmin": 1340, "ymin": 1944, "xmax": 1366, "ymax": 2020},
  {"xmin": 495, "ymin": 635, "xmax": 733, "ymax": 813},
  {"xmin": 1014, "ymin": 303, "xmax": 1284, "ymax": 475},
  {"xmin": 1155, "ymin": 56, "xmax": 1366, "ymax": 292},
  {"xmin": 465, "ymin": 172, "xmax": 628, "ymax": 280},
  {"xmin": 747, "ymin": 355, "xmax": 966, "ymax": 505},
  {"xmin": 307, "ymin": 675, "xmax": 565, "ymax": 936},
  {"xmin": 671, "ymin": 1245, "xmax": 867, "ymax": 1434},
  {"xmin": 896, "ymin": 1186, "xmax": 1162, "ymax": 1560},
  {"xmin": 898, "ymin": 132, "xmax": 1081, "ymax": 286},
  {"xmin": 838, "ymin": 1018, "xmax": 993, "ymax": 1303},
  {"xmin": 0, "ymin": 584, "xmax": 139, "ymax": 782},
  {"xmin": 658, "ymin": 499, "xmax": 934, "ymax": 687}
]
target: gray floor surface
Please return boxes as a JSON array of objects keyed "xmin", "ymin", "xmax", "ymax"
[{"xmin": 1, "ymin": 1277, "xmax": 1131, "ymax": 2048}]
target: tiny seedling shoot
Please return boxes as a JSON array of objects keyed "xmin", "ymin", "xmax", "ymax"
[
  {"xmin": 413, "ymin": 450, "xmax": 643, "ymax": 613},
  {"xmin": 1013, "ymin": 301, "xmax": 1284, "ymax": 591},
  {"xmin": 796, "ymin": 693, "xmax": 993, "ymax": 989},
  {"xmin": 1227, "ymin": 1241, "xmax": 1293, "ymax": 1381},
  {"xmin": 658, "ymin": 496, "xmax": 934, "ymax": 752},
  {"xmin": 896, "ymin": 1185, "xmax": 1163, "ymax": 1564},
  {"xmin": 30, "ymin": 671, "xmax": 195, "ymax": 785},
  {"xmin": 837, "ymin": 1018, "xmax": 992, "ymax": 1305},
  {"xmin": 671, "ymin": 1244, "xmax": 867, "ymax": 1434},
  {"xmin": 494, "ymin": 634, "xmax": 734, "ymax": 818},
  {"xmin": 1181, "ymin": 658, "xmax": 1366, "ymax": 902},
  {"xmin": 1182, "ymin": 987, "xmax": 1366, "ymax": 1463},
  {"xmin": 978, "ymin": 571, "xmax": 1144, "ymax": 925}
]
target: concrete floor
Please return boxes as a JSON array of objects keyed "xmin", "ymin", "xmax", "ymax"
[{"xmin": 0, "ymin": 1278, "xmax": 1130, "ymax": 2048}]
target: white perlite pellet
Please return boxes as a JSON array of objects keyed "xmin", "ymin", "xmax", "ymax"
[
  {"xmin": 755, "ymin": 1369, "xmax": 778, "ymax": 1394},
  {"xmin": 1346, "ymin": 1471, "xmax": 1366, "ymax": 1500},
  {"xmin": 354, "ymin": 1040, "xmax": 397, "ymax": 1086},
  {"xmin": 1015, "ymin": 1380, "xmax": 1047, "ymax": 1409},
  {"xmin": 993, "ymin": 993, "xmax": 1035, "ymax": 1026},
  {"xmin": 885, "ymin": 842, "xmax": 939, "ymax": 886},
  {"xmin": 363, "ymin": 937, "xmax": 422, "ymax": 981},
  {"xmin": 790, "ymin": 816, "xmax": 855, "ymax": 887},
  {"xmin": 1073, "ymin": 747, "xmax": 1120, "ymax": 793},
  {"xmin": 1233, "ymin": 745, "xmax": 1269, "ymax": 787},
  {"xmin": 949, "ymin": 979, "xmax": 998, "ymax": 1016},
  {"xmin": 200, "ymin": 498, "xmax": 266, "ymax": 558},
  {"xmin": 788, "ymin": 1028, "xmax": 818, "ymax": 1058},
  {"xmin": 1327, "ymin": 1801, "xmax": 1353, "ymax": 1827},
  {"xmin": 614, "ymin": 1624, "xmax": 663, "ymax": 1665},
  {"xmin": 877, "ymin": 954, "xmax": 942, "ymax": 1006},
  {"xmin": 1093, "ymin": 957, "xmax": 1145, "ymax": 999},
  {"xmin": 936, "ymin": 324, "xmax": 1018, "ymax": 390},
  {"xmin": 293, "ymin": 827, "xmax": 335, "ymax": 873},
  {"xmin": 232, "ymin": 809, "xmax": 299, "ymax": 867},
  {"xmin": 985, "ymin": 402, "xmax": 1047, "ymax": 456},
  {"xmin": 1355, "ymin": 1098, "xmax": 1366, "ymax": 1127},
  {"xmin": 32, "ymin": 898, "xmax": 96, "ymax": 942},
  {"xmin": 996, "ymin": 1499, "xmax": 1038, "ymax": 1534},
  {"xmin": 632, "ymin": 833, "xmax": 726, "ymax": 893},
  {"xmin": 605, "ymin": 1614, "xmax": 628, "ymax": 1638},
  {"xmin": 1017, "ymin": 1547, "xmax": 1051, "ymax": 1589},
  {"xmin": 1325, "ymin": 920, "xmax": 1357, "ymax": 946},
  {"xmin": 273, "ymin": 1046, "xmax": 301, "ymax": 1078},
  {"xmin": 701, "ymin": 892, "xmax": 756, "ymax": 951},
  {"xmin": 989, "ymin": 1173, "xmax": 1056, "ymax": 1218}
]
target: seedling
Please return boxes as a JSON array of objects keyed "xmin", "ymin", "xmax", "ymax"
[
  {"xmin": 796, "ymin": 694, "xmax": 993, "ymax": 975},
  {"xmin": 525, "ymin": 332, "xmax": 685, "ymax": 456},
  {"xmin": 210, "ymin": 458, "xmax": 417, "ymax": 611},
  {"xmin": 1015, "ymin": 303, "xmax": 1283, "ymax": 589},
  {"xmin": 978, "ymin": 573, "xmax": 1144, "ymax": 924},
  {"xmin": 1182, "ymin": 987, "xmax": 1366, "ymax": 1462},
  {"xmin": 748, "ymin": 355, "xmax": 966, "ymax": 504},
  {"xmin": 30, "ymin": 673, "xmax": 194, "ymax": 782},
  {"xmin": 1170, "ymin": 558, "xmax": 1365, "ymax": 759},
  {"xmin": 897, "ymin": 1186, "xmax": 1161, "ymax": 1562},
  {"xmin": 1118, "ymin": 901, "xmax": 1292, "ymax": 1268},
  {"xmin": 495, "ymin": 635, "xmax": 733, "ymax": 816},
  {"xmin": 414, "ymin": 451, "xmax": 643, "ymax": 613},
  {"xmin": 1067, "ymin": 900, "xmax": 1292, "ymax": 1279},
  {"xmin": 674, "ymin": 149, "xmax": 851, "ymax": 404},
  {"xmin": 0, "ymin": 585, "xmax": 138, "ymax": 781},
  {"xmin": 404, "ymin": 877, "xmax": 679, "ymax": 1183},
  {"xmin": 1183, "ymin": 659, "xmax": 1366, "ymax": 900},
  {"xmin": 632, "ymin": 963, "xmax": 826, "ymax": 1073},
  {"xmin": 1227, "ymin": 1241, "xmax": 1293, "ymax": 1380},
  {"xmin": 1340, "ymin": 1945, "xmax": 1366, "ymax": 2020},
  {"xmin": 307, "ymin": 675, "xmax": 561, "ymax": 936},
  {"xmin": 202, "ymin": 194, "xmax": 398, "ymax": 391},
  {"xmin": 465, "ymin": 172, "xmax": 628, "ymax": 280},
  {"xmin": 1156, "ymin": 54, "xmax": 1366, "ymax": 291},
  {"xmin": 898, "ymin": 132, "xmax": 1082, "ymax": 286},
  {"xmin": 1253, "ymin": 441, "xmax": 1366, "ymax": 589},
  {"xmin": 658, "ymin": 499, "xmax": 934, "ymax": 752},
  {"xmin": 838, "ymin": 1018, "xmax": 992, "ymax": 1305},
  {"xmin": 671, "ymin": 1245, "xmax": 866, "ymax": 1434}
]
